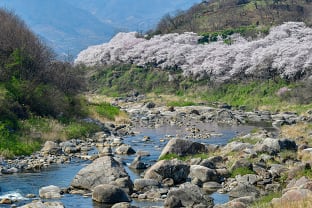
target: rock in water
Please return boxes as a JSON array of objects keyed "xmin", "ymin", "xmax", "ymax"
[
  {"xmin": 18, "ymin": 201, "xmax": 65, "ymax": 208},
  {"xmin": 164, "ymin": 182, "xmax": 214, "ymax": 208},
  {"xmin": 41, "ymin": 141, "xmax": 62, "ymax": 155},
  {"xmin": 159, "ymin": 138, "xmax": 210, "ymax": 159},
  {"xmin": 39, "ymin": 185, "xmax": 61, "ymax": 199},
  {"xmin": 92, "ymin": 184, "xmax": 131, "ymax": 203},
  {"xmin": 71, "ymin": 156, "xmax": 133, "ymax": 192},
  {"xmin": 144, "ymin": 159, "xmax": 189, "ymax": 184}
]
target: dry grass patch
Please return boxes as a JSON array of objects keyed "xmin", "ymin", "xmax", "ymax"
[
  {"xmin": 270, "ymin": 199, "xmax": 312, "ymax": 208},
  {"xmin": 280, "ymin": 123, "xmax": 312, "ymax": 145}
]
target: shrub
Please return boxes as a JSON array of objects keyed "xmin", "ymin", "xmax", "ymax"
[
  {"xmin": 94, "ymin": 102, "xmax": 120, "ymax": 121},
  {"xmin": 64, "ymin": 121, "xmax": 101, "ymax": 139},
  {"xmin": 231, "ymin": 167, "xmax": 255, "ymax": 177}
]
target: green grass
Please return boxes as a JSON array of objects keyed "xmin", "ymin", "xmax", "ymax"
[
  {"xmin": 159, "ymin": 153, "xmax": 210, "ymax": 161},
  {"xmin": 64, "ymin": 121, "xmax": 101, "ymax": 139},
  {"xmin": 166, "ymin": 100, "xmax": 196, "ymax": 107},
  {"xmin": 198, "ymin": 25, "xmax": 270, "ymax": 44},
  {"xmin": 231, "ymin": 167, "xmax": 256, "ymax": 177},
  {"xmin": 94, "ymin": 102, "xmax": 120, "ymax": 121},
  {"xmin": 229, "ymin": 137, "xmax": 261, "ymax": 145},
  {"xmin": 200, "ymin": 79, "xmax": 292, "ymax": 110},
  {"xmin": 250, "ymin": 191, "xmax": 282, "ymax": 208},
  {"xmin": 295, "ymin": 167, "xmax": 312, "ymax": 179},
  {"xmin": 0, "ymin": 123, "xmax": 41, "ymax": 158}
]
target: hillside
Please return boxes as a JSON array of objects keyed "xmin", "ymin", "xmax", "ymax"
[{"xmin": 152, "ymin": 0, "xmax": 312, "ymax": 35}]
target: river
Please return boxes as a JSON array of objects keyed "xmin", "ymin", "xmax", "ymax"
[{"xmin": 0, "ymin": 123, "xmax": 265, "ymax": 207}]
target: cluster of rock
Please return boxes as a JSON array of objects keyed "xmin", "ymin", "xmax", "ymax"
[{"xmin": 126, "ymin": 102, "xmax": 310, "ymax": 139}]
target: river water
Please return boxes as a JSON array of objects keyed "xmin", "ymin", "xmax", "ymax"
[{"xmin": 0, "ymin": 124, "xmax": 263, "ymax": 207}]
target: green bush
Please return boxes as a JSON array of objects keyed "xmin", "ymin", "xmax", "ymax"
[
  {"xmin": 250, "ymin": 191, "xmax": 282, "ymax": 208},
  {"xmin": 166, "ymin": 100, "xmax": 196, "ymax": 107},
  {"xmin": 0, "ymin": 123, "xmax": 41, "ymax": 158},
  {"xmin": 94, "ymin": 102, "xmax": 120, "ymax": 120},
  {"xmin": 159, "ymin": 153, "xmax": 209, "ymax": 161},
  {"xmin": 64, "ymin": 121, "xmax": 101, "ymax": 139},
  {"xmin": 231, "ymin": 167, "xmax": 255, "ymax": 177}
]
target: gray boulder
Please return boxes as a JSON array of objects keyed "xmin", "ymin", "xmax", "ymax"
[
  {"xmin": 134, "ymin": 179, "xmax": 160, "ymax": 191},
  {"xmin": 18, "ymin": 201, "xmax": 65, "ymax": 208},
  {"xmin": 71, "ymin": 156, "xmax": 133, "ymax": 192},
  {"xmin": 255, "ymin": 138, "xmax": 297, "ymax": 155},
  {"xmin": 115, "ymin": 144, "xmax": 136, "ymax": 155},
  {"xmin": 41, "ymin": 141, "xmax": 62, "ymax": 155},
  {"xmin": 228, "ymin": 184, "xmax": 260, "ymax": 198},
  {"xmin": 144, "ymin": 159, "xmax": 189, "ymax": 184},
  {"xmin": 129, "ymin": 156, "xmax": 147, "ymax": 169},
  {"xmin": 202, "ymin": 181, "xmax": 222, "ymax": 193},
  {"xmin": 92, "ymin": 184, "xmax": 131, "ymax": 203},
  {"xmin": 189, "ymin": 165, "xmax": 220, "ymax": 183},
  {"xmin": 159, "ymin": 138, "xmax": 210, "ymax": 159},
  {"xmin": 164, "ymin": 182, "xmax": 214, "ymax": 208},
  {"xmin": 111, "ymin": 202, "xmax": 138, "ymax": 208},
  {"xmin": 39, "ymin": 185, "xmax": 61, "ymax": 199}
]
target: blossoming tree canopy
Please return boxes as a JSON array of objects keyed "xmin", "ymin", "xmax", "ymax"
[{"xmin": 75, "ymin": 22, "xmax": 312, "ymax": 83}]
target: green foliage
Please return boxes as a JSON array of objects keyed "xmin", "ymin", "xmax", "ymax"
[
  {"xmin": 229, "ymin": 137, "xmax": 260, "ymax": 145},
  {"xmin": 94, "ymin": 102, "xmax": 120, "ymax": 121},
  {"xmin": 231, "ymin": 167, "xmax": 255, "ymax": 177},
  {"xmin": 159, "ymin": 153, "xmax": 209, "ymax": 161},
  {"xmin": 201, "ymin": 79, "xmax": 291, "ymax": 110},
  {"xmin": 90, "ymin": 65, "xmax": 181, "ymax": 96},
  {"xmin": 278, "ymin": 150, "xmax": 297, "ymax": 161},
  {"xmin": 198, "ymin": 25, "xmax": 270, "ymax": 44},
  {"xmin": 295, "ymin": 167, "xmax": 312, "ymax": 179},
  {"xmin": 64, "ymin": 121, "xmax": 101, "ymax": 139},
  {"xmin": 0, "ymin": 122, "xmax": 41, "ymax": 158},
  {"xmin": 166, "ymin": 100, "xmax": 196, "ymax": 107},
  {"xmin": 250, "ymin": 191, "xmax": 282, "ymax": 208}
]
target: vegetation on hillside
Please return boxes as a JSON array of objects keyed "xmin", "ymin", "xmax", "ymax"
[
  {"xmin": 151, "ymin": 0, "xmax": 312, "ymax": 36},
  {"xmin": 90, "ymin": 63, "xmax": 311, "ymax": 112},
  {"xmin": 0, "ymin": 9, "xmax": 123, "ymax": 158}
]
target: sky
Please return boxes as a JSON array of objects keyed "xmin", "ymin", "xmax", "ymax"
[{"xmin": 0, "ymin": 0, "xmax": 202, "ymax": 57}]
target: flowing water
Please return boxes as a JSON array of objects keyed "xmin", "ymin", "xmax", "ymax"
[{"xmin": 0, "ymin": 123, "xmax": 266, "ymax": 207}]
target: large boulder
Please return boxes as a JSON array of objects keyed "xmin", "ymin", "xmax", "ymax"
[
  {"xmin": 133, "ymin": 179, "xmax": 160, "ymax": 191},
  {"xmin": 189, "ymin": 165, "xmax": 220, "ymax": 183},
  {"xmin": 164, "ymin": 182, "xmax": 214, "ymax": 208},
  {"xmin": 159, "ymin": 138, "xmax": 210, "ymax": 159},
  {"xmin": 39, "ymin": 185, "xmax": 61, "ymax": 199},
  {"xmin": 115, "ymin": 144, "xmax": 136, "ymax": 155},
  {"xmin": 255, "ymin": 138, "xmax": 297, "ymax": 155},
  {"xmin": 71, "ymin": 156, "xmax": 133, "ymax": 192},
  {"xmin": 18, "ymin": 201, "xmax": 65, "ymax": 208},
  {"xmin": 41, "ymin": 141, "xmax": 62, "ymax": 155},
  {"xmin": 229, "ymin": 184, "xmax": 260, "ymax": 198},
  {"xmin": 144, "ymin": 159, "xmax": 189, "ymax": 184},
  {"xmin": 92, "ymin": 184, "xmax": 131, "ymax": 203}
]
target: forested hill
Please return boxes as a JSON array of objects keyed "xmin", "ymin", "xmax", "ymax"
[{"xmin": 151, "ymin": 0, "xmax": 312, "ymax": 35}]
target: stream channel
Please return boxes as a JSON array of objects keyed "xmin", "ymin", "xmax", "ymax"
[{"xmin": 0, "ymin": 123, "xmax": 270, "ymax": 207}]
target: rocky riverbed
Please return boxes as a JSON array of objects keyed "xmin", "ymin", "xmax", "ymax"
[{"xmin": 1, "ymin": 101, "xmax": 312, "ymax": 208}]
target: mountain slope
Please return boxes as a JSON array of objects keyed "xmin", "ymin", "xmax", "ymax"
[
  {"xmin": 64, "ymin": 0, "xmax": 202, "ymax": 32},
  {"xmin": 152, "ymin": 0, "xmax": 312, "ymax": 34},
  {"xmin": 0, "ymin": 0, "xmax": 202, "ymax": 56},
  {"xmin": 0, "ymin": 0, "xmax": 115, "ymax": 56}
]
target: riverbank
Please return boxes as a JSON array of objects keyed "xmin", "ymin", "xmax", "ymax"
[{"xmin": 0, "ymin": 101, "xmax": 312, "ymax": 208}]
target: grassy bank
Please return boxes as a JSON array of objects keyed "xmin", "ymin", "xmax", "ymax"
[{"xmin": 91, "ymin": 64, "xmax": 311, "ymax": 115}]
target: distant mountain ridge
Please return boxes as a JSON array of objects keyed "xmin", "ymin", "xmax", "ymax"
[{"xmin": 0, "ymin": 0, "xmax": 202, "ymax": 57}]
